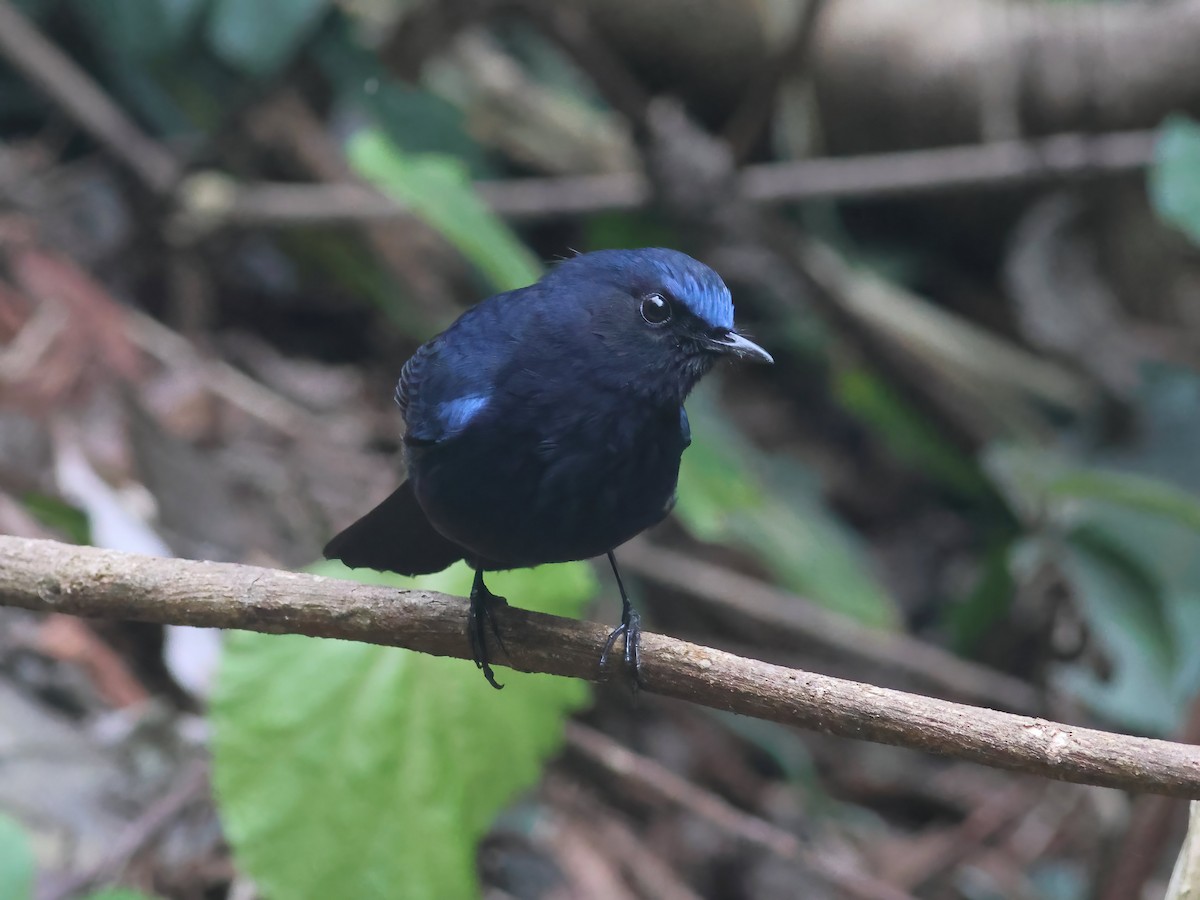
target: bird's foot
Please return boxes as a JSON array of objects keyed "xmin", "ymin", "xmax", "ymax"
[
  {"xmin": 469, "ymin": 574, "xmax": 508, "ymax": 690},
  {"xmin": 600, "ymin": 607, "xmax": 643, "ymax": 689}
]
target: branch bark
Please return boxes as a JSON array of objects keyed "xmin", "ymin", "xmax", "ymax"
[
  {"xmin": 813, "ymin": 0, "xmax": 1200, "ymax": 151},
  {"xmin": 3, "ymin": 535, "xmax": 1200, "ymax": 798}
]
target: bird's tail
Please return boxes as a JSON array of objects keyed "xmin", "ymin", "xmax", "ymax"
[{"xmin": 323, "ymin": 480, "xmax": 464, "ymax": 576}]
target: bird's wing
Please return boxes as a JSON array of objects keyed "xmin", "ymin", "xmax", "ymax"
[
  {"xmin": 395, "ymin": 339, "xmax": 435, "ymax": 418},
  {"xmin": 398, "ymin": 340, "xmax": 475, "ymax": 444},
  {"xmin": 396, "ymin": 297, "xmax": 519, "ymax": 444}
]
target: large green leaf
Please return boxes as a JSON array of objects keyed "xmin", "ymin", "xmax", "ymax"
[
  {"xmin": 0, "ymin": 815, "xmax": 33, "ymax": 900},
  {"xmin": 206, "ymin": 0, "xmax": 329, "ymax": 76},
  {"xmin": 1150, "ymin": 115, "xmax": 1200, "ymax": 246},
  {"xmin": 212, "ymin": 561, "xmax": 594, "ymax": 900},
  {"xmin": 348, "ymin": 130, "xmax": 543, "ymax": 293}
]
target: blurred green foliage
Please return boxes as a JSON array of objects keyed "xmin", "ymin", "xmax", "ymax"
[
  {"xmin": 0, "ymin": 812, "xmax": 156, "ymax": 900},
  {"xmin": 64, "ymin": 0, "xmax": 328, "ymax": 76},
  {"xmin": 678, "ymin": 387, "xmax": 899, "ymax": 628},
  {"xmin": 313, "ymin": 21, "xmax": 488, "ymax": 169},
  {"xmin": 0, "ymin": 815, "xmax": 33, "ymax": 900},
  {"xmin": 834, "ymin": 366, "xmax": 987, "ymax": 498},
  {"xmin": 211, "ymin": 561, "xmax": 594, "ymax": 900},
  {"xmin": 1151, "ymin": 115, "xmax": 1200, "ymax": 245},
  {"xmin": 988, "ymin": 431, "xmax": 1200, "ymax": 734},
  {"xmin": 206, "ymin": 0, "xmax": 329, "ymax": 76},
  {"xmin": 349, "ymin": 130, "xmax": 543, "ymax": 294},
  {"xmin": 1049, "ymin": 468, "xmax": 1200, "ymax": 532},
  {"xmin": 19, "ymin": 493, "xmax": 90, "ymax": 545}
]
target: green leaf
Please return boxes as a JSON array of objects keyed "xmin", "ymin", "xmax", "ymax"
[
  {"xmin": 20, "ymin": 492, "xmax": 89, "ymax": 544},
  {"xmin": 312, "ymin": 23, "xmax": 488, "ymax": 173},
  {"xmin": 673, "ymin": 432, "xmax": 764, "ymax": 542},
  {"xmin": 835, "ymin": 366, "xmax": 986, "ymax": 497},
  {"xmin": 1150, "ymin": 115, "xmax": 1200, "ymax": 245},
  {"xmin": 206, "ymin": 0, "xmax": 329, "ymax": 76},
  {"xmin": 348, "ymin": 130, "xmax": 543, "ymax": 293},
  {"xmin": 676, "ymin": 387, "xmax": 898, "ymax": 628},
  {"xmin": 0, "ymin": 815, "xmax": 33, "ymax": 900},
  {"xmin": 1058, "ymin": 528, "xmax": 1179, "ymax": 733},
  {"xmin": 944, "ymin": 537, "xmax": 1017, "ymax": 654},
  {"xmin": 212, "ymin": 561, "xmax": 594, "ymax": 900},
  {"xmin": 1049, "ymin": 468, "xmax": 1200, "ymax": 534}
]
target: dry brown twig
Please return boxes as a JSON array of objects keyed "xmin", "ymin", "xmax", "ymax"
[
  {"xmin": 3, "ymin": 535, "xmax": 1200, "ymax": 799},
  {"xmin": 41, "ymin": 761, "xmax": 210, "ymax": 900},
  {"xmin": 566, "ymin": 721, "xmax": 801, "ymax": 859},
  {"xmin": 565, "ymin": 722, "xmax": 914, "ymax": 900},
  {"xmin": 618, "ymin": 540, "xmax": 1043, "ymax": 714},
  {"xmin": 169, "ymin": 127, "xmax": 1156, "ymax": 233}
]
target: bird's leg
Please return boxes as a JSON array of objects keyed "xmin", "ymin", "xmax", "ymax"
[
  {"xmin": 599, "ymin": 550, "xmax": 643, "ymax": 686},
  {"xmin": 468, "ymin": 568, "xmax": 508, "ymax": 690}
]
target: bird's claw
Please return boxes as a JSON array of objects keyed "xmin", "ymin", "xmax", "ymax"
[
  {"xmin": 469, "ymin": 580, "xmax": 508, "ymax": 690},
  {"xmin": 600, "ymin": 608, "xmax": 643, "ymax": 689}
]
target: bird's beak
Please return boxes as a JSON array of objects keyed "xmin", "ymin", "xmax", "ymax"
[{"xmin": 708, "ymin": 330, "xmax": 774, "ymax": 364}]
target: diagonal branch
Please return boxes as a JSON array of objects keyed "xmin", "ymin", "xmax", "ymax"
[
  {"xmin": 0, "ymin": 0, "xmax": 180, "ymax": 194},
  {"xmin": 3, "ymin": 535, "xmax": 1200, "ymax": 798}
]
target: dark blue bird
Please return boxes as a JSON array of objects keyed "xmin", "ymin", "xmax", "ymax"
[{"xmin": 324, "ymin": 248, "xmax": 772, "ymax": 688}]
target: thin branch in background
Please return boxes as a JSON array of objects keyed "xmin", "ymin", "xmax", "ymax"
[
  {"xmin": 618, "ymin": 540, "xmax": 1044, "ymax": 714},
  {"xmin": 722, "ymin": 0, "xmax": 830, "ymax": 161},
  {"xmin": 566, "ymin": 721, "xmax": 801, "ymax": 858},
  {"xmin": 737, "ymin": 128, "xmax": 1154, "ymax": 204},
  {"xmin": 516, "ymin": 1, "xmax": 652, "ymax": 128},
  {"xmin": 3, "ymin": 536, "xmax": 1200, "ymax": 800},
  {"xmin": 378, "ymin": 0, "xmax": 504, "ymax": 81},
  {"xmin": 123, "ymin": 308, "xmax": 329, "ymax": 441},
  {"xmin": 580, "ymin": 805, "xmax": 705, "ymax": 900},
  {"xmin": 538, "ymin": 779, "xmax": 645, "ymax": 900},
  {"xmin": 0, "ymin": 0, "xmax": 180, "ymax": 194},
  {"xmin": 1097, "ymin": 694, "xmax": 1200, "ymax": 900},
  {"xmin": 40, "ymin": 761, "xmax": 210, "ymax": 900},
  {"xmin": 885, "ymin": 783, "xmax": 1036, "ymax": 890},
  {"xmin": 242, "ymin": 89, "xmax": 459, "ymax": 321},
  {"xmin": 565, "ymin": 722, "xmax": 915, "ymax": 900},
  {"xmin": 167, "ymin": 127, "xmax": 1157, "ymax": 236}
]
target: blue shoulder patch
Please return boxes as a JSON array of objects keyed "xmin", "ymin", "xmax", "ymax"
[{"xmin": 680, "ymin": 406, "xmax": 691, "ymax": 449}]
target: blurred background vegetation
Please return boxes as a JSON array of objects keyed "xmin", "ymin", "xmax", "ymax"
[{"xmin": 3, "ymin": 0, "xmax": 1200, "ymax": 897}]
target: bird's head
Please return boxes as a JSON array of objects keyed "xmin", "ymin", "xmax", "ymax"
[{"xmin": 548, "ymin": 248, "xmax": 772, "ymax": 403}]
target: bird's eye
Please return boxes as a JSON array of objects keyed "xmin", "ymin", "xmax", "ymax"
[{"xmin": 640, "ymin": 293, "xmax": 672, "ymax": 326}]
